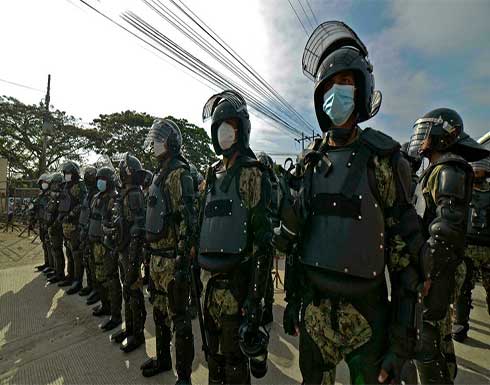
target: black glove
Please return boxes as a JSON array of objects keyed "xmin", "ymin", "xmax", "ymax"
[{"xmin": 283, "ymin": 300, "xmax": 300, "ymax": 336}]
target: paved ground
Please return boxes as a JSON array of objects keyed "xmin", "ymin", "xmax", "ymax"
[{"xmin": 0, "ymin": 228, "xmax": 489, "ymax": 384}]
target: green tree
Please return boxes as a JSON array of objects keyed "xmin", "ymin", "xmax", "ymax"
[
  {"xmin": 88, "ymin": 111, "xmax": 215, "ymax": 172},
  {"xmin": 0, "ymin": 96, "xmax": 94, "ymax": 178}
]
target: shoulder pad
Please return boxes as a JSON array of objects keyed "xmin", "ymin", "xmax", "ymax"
[
  {"xmin": 432, "ymin": 152, "xmax": 472, "ymax": 170},
  {"xmin": 180, "ymin": 171, "xmax": 194, "ymax": 198},
  {"xmin": 360, "ymin": 127, "xmax": 400, "ymax": 155},
  {"xmin": 237, "ymin": 156, "xmax": 263, "ymax": 170},
  {"xmin": 437, "ymin": 165, "xmax": 468, "ymax": 200}
]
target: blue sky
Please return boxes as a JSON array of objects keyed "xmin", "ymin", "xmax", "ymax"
[
  {"xmin": 260, "ymin": 0, "xmax": 490, "ymax": 154},
  {"xmin": 1, "ymin": 0, "xmax": 489, "ymax": 165}
]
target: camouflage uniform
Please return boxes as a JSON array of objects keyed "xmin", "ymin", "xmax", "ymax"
[
  {"xmin": 89, "ymin": 189, "xmax": 121, "ymax": 321},
  {"xmin": 29, "ymin": 190, "xmax": 53, "ymax": 270},
  {"xmin": 143, "ymin": 158, "xmax": 196, "ymax": 380},
  {"xmin": 199, "ymin": 159, "xmax": 273, "ymax": 385},
  {"xmin": 45, "ymin": 179, "xmax": 66, "ymax": 281},
  {"xmin": 58, "ymin": 180, "xmax": 86, "ymax": 286},
  {"xmin": 294, "ymin": 136, "xmax": 422, "ymax": 384}
]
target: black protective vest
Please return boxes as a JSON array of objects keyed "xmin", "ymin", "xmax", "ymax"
[
  {"xmin": 300, "ymin": 145, "xmax": 385, "ymax": 280},
  {"xmin": 89, "ymin": 192, "xmax": 107, "ymax": 241},
  {"xmin": 199, "ymin": 162, "xmax": 251, "ymax": 273},
  {"xmin": 58, "ymin": 184, "xmax": 75, "ymax": 215},
  {"xmin": 79, "ymin": 188, "xmax": 96, "ymax": 230},
  {"xmin": 145, "ymin": 160, "xmax": 187, "ymax": 242},
  {"xmin": 413, "ymin": 153, "xmax": 472, "ymax": 234},
  {"xmin": 466, "ymin": 188, "xmax": 490, "ymax": 246},
  {"xmin": 37, "ymin": 193, "xmax": 49, "ymax": 223}
]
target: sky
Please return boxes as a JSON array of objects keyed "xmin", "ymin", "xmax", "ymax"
[{"xmin": 1, "ymin": 0, "xmax": 489, "ymax": 165}]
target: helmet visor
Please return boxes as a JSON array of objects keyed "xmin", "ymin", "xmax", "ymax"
[
  {"xmin": 302, "ymin": 21, "xmax": 368, "ymax": 81},
  {"xmin": 202, "ymin": 90, "xmax": 247, "ymax": 122},
  {"xmin": 408, "ymin": 120, "xmax": 432, "ymax": 158}
]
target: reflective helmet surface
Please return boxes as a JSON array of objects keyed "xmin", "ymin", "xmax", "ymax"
[
  {"xmin": 302, "ymin": 21, "xmax": 381, "ymax": 130},
  {"xmin": 145, "ymin": 118, "xmax": 182, "ymax": 156},
  {"xmin": 62, "ymin": 160, "xmax": 81, "ymax": 176},
  {"xmin": 37, "ymin": 173, "xmax": 50, "ymax": 185},
  {"xmin": 119, "ymin": 153, "xmax": 142, "ymax": 184},
  {"xmin": 203, "ymin": 90, "xmax": 251, "ymax": 156}
]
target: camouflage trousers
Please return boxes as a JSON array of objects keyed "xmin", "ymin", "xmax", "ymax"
[
  {"xmin": 63, "ymin": 223, "xmax": 82, "ymax": 282},
  {"xmin": 203, "ymin": 272, "xmax": 250, "ymax": 385},
  {"xmin": 149, "ymin": 254, "xmax": 194, "ymax": 379},
  {"xmin": 92, "ymin": 241, "xmax": 121, "ymax": 319},
  {"xmin": 300, "ymin": 297, "xmax": 386, "ymax": 385},
  {"xmin": 48, "ymin": 222, "xmax": 65, "ymax": 279},
  {"xmin": 466, "ymin": 245, "xmax": 490, "ymax": 294}
]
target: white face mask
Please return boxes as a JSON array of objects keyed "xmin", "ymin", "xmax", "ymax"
[
  {"xmin": 217, "ymin": 122, "xmax": 236, "ymax": 151},
  {"xmin": 41, "ymin": 182, "xmax": 49, "ymax": 190},
  {"xmin": 64, "ymin": 173, "xmax": 72, "ymax": 182},
  {"xmin": 153, "ymin": 141, "xmax": 167, "ymax": 158}
]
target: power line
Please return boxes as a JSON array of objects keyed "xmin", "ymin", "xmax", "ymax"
[
  {"xmin": 296, "ymin": 0, "xmax": 314, "ymax": 31},
  {"xmin": 286, "ymin": 0, "xmax": 309, "ymax": 36},
  {"xmin": 305, "ymin": 0, "xmax": 319, "ymax": 26},
  {"xmin": 0, "ymin": 77, "xmax": 44, "ymax": 93}
]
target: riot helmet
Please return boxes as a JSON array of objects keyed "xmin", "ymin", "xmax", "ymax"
[
  {"xmin": 48, "ymin": 172, "xmax": 64, "ymax": 192},
  {"xmin": 118, "ymin": 153, "xmax": 143, "ymax": 185},
  {"xmin": 471, "ymin": 157, "xmax": 490, "ymax": 183},
  {"xmin": 145, "ymin": 118, "xmax": 182, "ymax": 159},
  {"xmin": 238, "ymin": 323, "xmax": 269, "ymax": 378},
  {"xmin": 37, "ymin": 173, "xmax": 50, "ymax": 190},
  {"xmin": 96, "ymin": 166, "xmax": 117, "ymax": 193},
  {"xmin": 61, "ymin": 160, "xmax": 80, "ymax": 183},
  {"xmin": 408, "ymin": 108, "xmax": 489, "ymax": 162},
  {"xmin": 203, "ymin": 90, "xmax": 251, "ymax": 157},
  {"xmin": 83, "ymin": 166, "xmax": 97, "ymax": 189},
  {"xmin": 302, "ymin": 21, "xmax": 382, "ymax": 132}
]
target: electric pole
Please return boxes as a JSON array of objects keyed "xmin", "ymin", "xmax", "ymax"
[
  {"xmin": 40, "ymin": 74, "xmax": 51, "ymax": 176},
  {"xmin": 294, "ymin": 129, "xmax": 321, "ymax": 151}
]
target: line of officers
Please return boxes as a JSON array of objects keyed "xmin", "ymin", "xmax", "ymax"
[{"xmin": 28, "ymin": 20, "xmax": 490, "ymax": 385}]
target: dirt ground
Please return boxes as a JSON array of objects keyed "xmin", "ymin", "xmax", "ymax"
[{"xmin": 0, "ymin": 227, "xmax": 489, "ymax": 384}]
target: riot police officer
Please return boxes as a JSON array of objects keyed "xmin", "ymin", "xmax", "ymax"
[
  {"xmin": 408, "ymin": 108, "xmax": 489, "ymax": 383},
  {"xmin": 109, "ymin": 153, "xmax": 147, "ymax": 353},
  {"xmin": 140, "ymin": 119, "xmax": 195, "ymax": 385},
  {"xmin": 452, "ymin": 157, "xmax": 490, "ymax": 341},
  {"xmin": 58, "ymin": 161, "xmax": 87, "ymax": 294},
  {"xmin": 30, "ymin": 173, "xmax": 54, "ymax": 274},
  {"xmin": 78, "ymin": 166, "xmax": 99, "ymax": 302},
  {"xmin": 400, "ymin": 142, "xmax": 422, "ymax": 199},
  {"xmin": 46, "ymin": 173, "xmax": 67, "ymax": 284},
  {"xmin": 275, "ymin": 21, "xmax": 431, "ymax": 384},
  {"xmin": 199, "ymin": 90, "xmax": 273, "ymax": 384},
  {"xmin": 88, "ymin": 166, "xmax": 122, "ymax": 331}
]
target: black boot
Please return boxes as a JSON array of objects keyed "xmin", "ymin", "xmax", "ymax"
[
  {"xmin": 35, "ymin": 264, "xmax": 48, "ymax": 272},
  {"xmin": 46, "ymin": 271, "xmax": 57, "ymax": 279},
  {"xmin": 86, "ymin": 290, "xmax": 100, "ymax": 305},
  {"xmin": 452, "ymin": 323, "xmax": 469, "ymax": 342},
  {"xmin": 58, "ymin": 277, "xmax": 73, "ymax": 287},
  {"xmin": 79, "ymin": 286, "xmax": 92, "ymax": 296},
  {"xmin": 66, "ymin": 281, "xmax": 82, "ymax": 295},
  {"xmin": 48, "ymin": 275, "xmax": 63, "ymax": 284},
  {"xmin": 121, "ymin": 333, "xmax": 145, "ymax": 353},
  {"xmin": 42, "ymin": 266, "xmax": 52, "ymax": 274},
  {"xmin": 93, "ymin": 306, "xmax": 111, "ymax": 317},
  {"xmin": 111, "ymin": 329, "xmax": 128, "ymax": 343},
  {"xmin": 100, "ymin": 317, "xmax": 122, "ymax": 331},
  {"xmin": 141, "ymin": 313, "xmax": 172, "ymax": 377}
]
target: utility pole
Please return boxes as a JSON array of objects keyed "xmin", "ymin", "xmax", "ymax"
[
  {"xmin": 294, "ymin": 130, "xmax": 321, "ymax": 151},
  {"xmin": 40, "ymin": 74, "xmax": 51, "ymax": 176}
]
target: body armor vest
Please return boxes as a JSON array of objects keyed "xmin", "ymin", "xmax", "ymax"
[
  {"xmin": 199, "ymin": 164, "xmax": 249, "ymax": 273},
  {"xmin": 145, "ymin": 162, "xmax": 185, "ymax": 242},
  {"xmin": 300, "ymin": 145, "xmax": 385, "ymax": 283},
  {"xmin": 58, "ymin": 184, "xmax": 75, "ymax": 216},
  {"xmin": 37, "ymin": 193, "xmax": 49, "ymax": 223},
  {"xmin": 466, "ymin": 188, "xmax": 490, "ymax": 246},
  {"xmin": 89, "ymin": 192, "xmax": 108, "ymax": 240},
  {"xmin": 79, "ymin": 189, "xmax": 96, "ymax": 230}
]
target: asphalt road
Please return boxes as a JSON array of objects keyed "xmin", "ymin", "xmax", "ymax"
[{"xmin": 0, "ymin": 229, "xmax": 489, "ymax": 384}]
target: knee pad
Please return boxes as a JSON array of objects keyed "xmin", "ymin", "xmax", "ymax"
[
  {"xmin": 208, "ymin": 354, "xmax": 225, "ymax": 385},
  {"xmin": 417, "ymin": 322, "xmax": 441, "ymax": 362},
  {"xmin": 250, "ymin": 352, "xmax": 268, "ymax": 379}
]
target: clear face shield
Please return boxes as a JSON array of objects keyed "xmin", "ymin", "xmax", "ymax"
[
  {"xmin": 407, "ymin": 119, "xmax": 439, "ymax": 158},
  {"xmin": 145, "ymin": 119, "xmax": 172, "ymax": 158}
]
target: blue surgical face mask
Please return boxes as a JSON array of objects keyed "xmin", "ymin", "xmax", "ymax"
[
  {"xmin": 322, "ymin": 84, "xmax": 355, "ymax": 126},
  {"xmin": 97, "ymin": 179, "xmax": 107, "ymax": 192}
]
